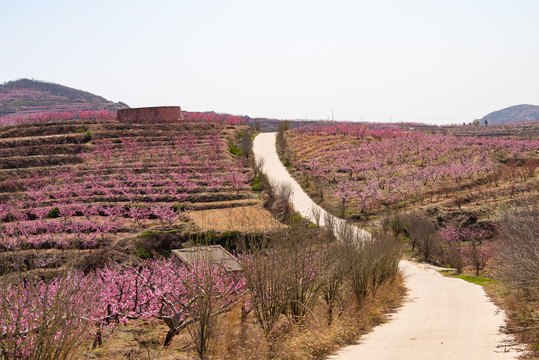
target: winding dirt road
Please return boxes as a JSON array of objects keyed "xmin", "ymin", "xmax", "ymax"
[{"xmin": 253, "ymin": 132, "xmax": 519, "ymax": 360}]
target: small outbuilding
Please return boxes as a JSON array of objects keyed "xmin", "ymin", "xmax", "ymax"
[{"xmin": 171, "ymin": 245, "xmax": 242, "ymax": 273}]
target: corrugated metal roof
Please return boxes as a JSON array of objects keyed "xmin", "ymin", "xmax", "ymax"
[{"xmin": 171, "ymin": 245, "xmax": 242, "ymax": 272}]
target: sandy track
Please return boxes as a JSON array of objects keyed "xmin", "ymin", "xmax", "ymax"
[{"xmin": 253, "ymin": 132, "xmax": 518, "ymax": 360}]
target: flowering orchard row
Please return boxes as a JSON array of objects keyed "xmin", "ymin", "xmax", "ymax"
[
  {"xmin": 0, "ymin": 238, "xmax": 331, "ymax": 356},
  {"xmin": 0, "ymin": 222, "xmax": 402, "ymax": 358},
  {"xmin": 0, "ymin": 88, "xmax": 68, "ymax": 103},
  {"xmin": 439, "ymin": 225, "xmax": 493, "ymax": 276},
  {"xmin": 178, "ymin": 111, "xmax": 247, "ymax": 125},
  {"xmin": 0, "ymin": 125, "xmax": 249, "ymax": 251},
  {"xmin": 0, "ymin": 110, "xmax": 117, "ymax": 125},
  {"xmin": 0, "ymin": 259, "xmax": 244, "ymax": 357},
  {"xmin": 1, "ymin": 110, "xmax": 247, "ymax": 126},
  {"xmin": 291, "ymin": 124, "xmax": 539, "ymax": 216}
]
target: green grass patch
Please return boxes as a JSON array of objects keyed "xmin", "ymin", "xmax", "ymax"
[
  {"xmin": 140, "ymin": 230, "xmax": 157, "ymax": 240},
  {"xmin": 403, "ymin": 247, "xmax": 416, "ymax": 258},
  {"xmin": 135, "ymin": 245, "xmax": 151, "ymax": 259},
  {"xmin": 251, "ymin": 176, "xmax": 262, "ymax": 191},
  {"xmin": 441, "ymin": 272, "xmax": 497, "ymax": 286},
  {"xmin": 229, "ymin": 144, "xmax": 242, "ymax": 156}
]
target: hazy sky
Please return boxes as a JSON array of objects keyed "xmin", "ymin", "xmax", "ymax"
[{"xmin": 2, "ymin": 0, "xmax": 538, "ymax": 124}]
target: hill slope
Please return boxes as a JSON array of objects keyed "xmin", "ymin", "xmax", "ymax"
[
  {"xmin": 0, "ymin": 78, "xmax": 129, "ymax": 118},
  {"xmin": 0, "ymin": 118, "xmax": 279, "ymax": 272},
  {"xmin": 482, "ymin": 104, "xmax": 539, "ymax": 125}
]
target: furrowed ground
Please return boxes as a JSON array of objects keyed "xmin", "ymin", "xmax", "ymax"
[
  {"xmin": 282, "ymin": 122, "xmax": 538, "ymax": 357},
  {"xmin": 0, "ymin": 117, "xmax": 280, "ymax": 274},
  {"xmin": 285, "ymin": 123, "xmax": 538, "ymax": 220}
]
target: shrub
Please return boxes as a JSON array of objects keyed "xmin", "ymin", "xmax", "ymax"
[
  {"xmin": 137, "ymin": 230, "xmax": 185, "ymax": 258},
  {"xmin": 407, "ymin": 214, "xmax": 439, "ymax": 262},
  {"xmin": 46, "ymin": 206, "xmax": 60, "ymax": 219},
  {"xmin": 496, "ymin": 197, "xmax": 539, "ymax": 298},
  {"xmin": 250, "ymin": 176, "xmax": 262, "ymax": 191},
  {"xmin": 240, "ymin": 131, "xmax": 253, "ymax": 159},
  {"xmin": 337, "ymin": 222, "xmax": 402, "ymax": 303},
  {"xmin": 238, "ymin": 226, "xmax": 326, "ymax": 334},
  {"xmin": 82, "ymin": 129, "xmax": 93, "ymax": 143},
  {"xmin": 229, "ymin": 144, "xmax": 241, "ymax": 156}
]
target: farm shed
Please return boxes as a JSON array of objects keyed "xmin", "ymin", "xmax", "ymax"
[{"xmin": 171, "ymin": 245, "xmax": 242, "ymax": 273}]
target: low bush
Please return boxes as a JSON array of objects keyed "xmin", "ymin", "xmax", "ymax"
[
  {"xmin": 496, "ymin": 197, "xmax": 539, "ymax": 298},
  {"xmin": 229, "ymin": 144, "xmax": 242, "ymax": 156},
  {"xmin": 250, "ymin": 176, "xmax": 262, "ymax": 191},
  {"xmin": 46, "ymin": 206, "xmax": 60, "ymax": 219},
  {"xmin": 136, "ymin": 230, "xmax": 185, "ymax": 258}
]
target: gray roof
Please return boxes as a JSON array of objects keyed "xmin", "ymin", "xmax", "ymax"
[{"xmin": 171, "ymin": 245, "xmax": 242, "ymax": 272}]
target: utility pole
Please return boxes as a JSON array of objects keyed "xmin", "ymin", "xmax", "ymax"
[
  {"xmin": 331, "ymin": 109, "xmax": 334, "ymax": 121},
  {"xmin": 389, "ymin": 115, "xmax": 392, "ymax": 123}
]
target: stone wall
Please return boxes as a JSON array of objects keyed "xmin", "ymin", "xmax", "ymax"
[{"xmin": 117, "ymin": 106, "xmax": 183, "ymax": 124}]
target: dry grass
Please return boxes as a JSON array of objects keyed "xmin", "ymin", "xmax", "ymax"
[
  {"xmin": 270, "ymin": 272, "xmax": 406, "ymax": 360},
  {"xmin": 187, "ymin": 205, "xmax": 286, "ymax": 233},
  {"xmin": 78, "ymin": 273, "xmax": 406, "ymax": 359},
  {"xmin": 481, "ymin": 282, "xmax": 539, "ymax": 359},
  {"xmin": 210, "ymin": 272, "xmax": 406, "ymax": 360}
]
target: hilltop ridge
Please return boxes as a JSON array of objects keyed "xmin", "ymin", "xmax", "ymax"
[
  {"xmin": 482, "ymin": 104, "xmax": 539, "ymax": 125},
  {"xmin": 0, "ymin": 78, "xmax": 129, "ymax": 118}
]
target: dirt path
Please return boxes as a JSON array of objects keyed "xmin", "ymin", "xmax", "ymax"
[{"xmin": 253, "ymin": 132, "xmax": 519, "ymax": 360}]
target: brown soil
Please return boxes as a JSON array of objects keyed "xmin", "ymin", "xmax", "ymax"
[{"xmin": 0, "ymin": 120, "xmax": 267, "ymax": 274}]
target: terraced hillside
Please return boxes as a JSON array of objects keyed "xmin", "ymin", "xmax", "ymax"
[
  {"xmin": 285, "ymin": 123, "xmax": 539, "ymax": 221},
  {"xmin": 0, "ymin": 79, "xmax": 128, "ymax": 121},
  {"xmin": 0, "ymin": 118, "xmax": 276, "ymax": 274}
]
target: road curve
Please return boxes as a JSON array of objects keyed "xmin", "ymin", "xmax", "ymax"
[
  {"xmin": 253, "ymin": 132, "xmax": 518, "ymax": 360},
  {"xmin": 252, "ymin": 132, "xmax": 370, "ymax": 240}
]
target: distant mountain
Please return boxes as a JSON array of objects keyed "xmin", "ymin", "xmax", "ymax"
[
  {"xmin": 0, "ymin": 79, "xmax": 129, "ymax": 118},
  {"xmin": 482, "ymin": 104, "xmax": 539, "ymax": 125}
]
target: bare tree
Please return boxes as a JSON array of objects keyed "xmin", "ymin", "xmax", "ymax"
[
  {"xmin": 380, "ymin": 211, "xmax": 409, "ymax": 239},
  {"xmin": 240, "ymin": 131, "xmax": 253, "ymax": 159},
  {"xmin": 253, "ymin": 120, "xmax": 262, "ymax": 132},
  {"xmin": 238, "ymin": 227, "xmax": 325, "ymax": 333},
  {"xmin": 276, "ymin": 121, "xmax": 291, "ymax": 161},
  {"xmin": 310, "ymin": 205, "xmax": 322, "ymax": 227},
  {"xmin": 259, "ymin": 173, "xmax": 276, "ymax": 206},
  {"xmin": 320, "ymin": 240, "xmax": 345, "ymax": 324},
  {"xmin": 323, "ymin": 212, "xmax": 337, "ymax": 242},
  {"xmin": 496, "ymin": 197, "xmax": 539, "ymax": 298},
  {"xmin": 407, "ymin": 214, "xmax": 439, "ymax": 262},
  {"xmin": 276, "ymin": 182, "xmax": 293, "ymax": 219},
  {"xmin": 249, "ymin": 156, "xmax": 264, "ymax": 179}
]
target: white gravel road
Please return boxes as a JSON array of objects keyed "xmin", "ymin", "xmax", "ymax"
[{"xmin": 253, "ymin": 132, "xmax": 519, "ymax": 360}]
